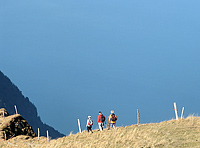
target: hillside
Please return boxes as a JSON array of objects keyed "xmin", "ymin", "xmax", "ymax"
[
  {"xmin": 0, "ymin": 71, "xmax": 64, "ymax": 138},
  {"xmin": 0, "ymin": 116, "xmax": 200, "ymax": 147}
]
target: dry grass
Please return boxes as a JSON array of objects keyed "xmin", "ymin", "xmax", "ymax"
[{"xmin": 1, "ymin": 116, "xmax": 200, "ymax": 148}]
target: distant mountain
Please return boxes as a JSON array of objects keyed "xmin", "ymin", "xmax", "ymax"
[{"xmin": 0, "ymin": 71, "xmax": 64, "ymax": 139}]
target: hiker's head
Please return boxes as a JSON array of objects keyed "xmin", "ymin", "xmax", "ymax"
[
  {"xmin": 111, "ymin": 110, "xmax": 114, "ymax": 114},
  {"xmin": 99, "ymin": 111, "xmax": 102, "ymax": 114},
  {"xmin": 88, "ymin": 116, "xmax": 91, "ymax": 118}
]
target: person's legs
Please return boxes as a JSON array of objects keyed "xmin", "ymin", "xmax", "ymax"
[
  {"xmin": 110, "ymin": 123, "xmax": 116, "ymax": 129},
  {"xmin": 98, "ymin": 123, "xmax": 103, "ymax": 131},
  {"xmin": 110, "ymin": 123, "xmax": 113, "ymax": 128},
  {"xmin": 87, "ymin": 126, "xmax": 90, "ymax": 132},
  {"xmin": 113, "ymin": 123, "xmax": 116, "ymax": 129},
  {"xmin": 88, "ymin": 126, "xmax": 93, "ymax": 133},
  {"xmin": 90, "ymin": 127, "xmax": 93, "ymax": 133}
]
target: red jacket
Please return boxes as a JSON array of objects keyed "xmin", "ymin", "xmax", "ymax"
[{"xmin": 98, "ymin": 114, "xmax": 105, "ymax": 123}]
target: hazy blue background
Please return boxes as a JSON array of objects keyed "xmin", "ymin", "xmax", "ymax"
[{"xmin": 1, "ymin": 0, "xmax": 200, "ymax": 135}]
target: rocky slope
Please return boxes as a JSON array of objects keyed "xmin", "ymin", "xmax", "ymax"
[{"xmin": 0, "ymin": 108, "xmax": 36, "ymax": 139}]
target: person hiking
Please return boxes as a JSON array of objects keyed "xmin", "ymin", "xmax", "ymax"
[
  {"xmin": 98, "ymin": 111, "xmax": 105, "ymax": 131},
  {"xmin": 86, "ymin": 116, "xmax": 93, "ymax": 133},
  {"xmin": 108, "ymin": 110, "xmax": 118, "ymax": 129}
]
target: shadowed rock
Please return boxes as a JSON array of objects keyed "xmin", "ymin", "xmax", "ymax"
[{"xmin": 0, "ymin": 108, "xmax": 36, "ymax": 140}]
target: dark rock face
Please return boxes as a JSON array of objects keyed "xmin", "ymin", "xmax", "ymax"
[
  {"xmin": 0, "ymin": 111, "xmax": 36, "ymax": 140},
  {"xmin": 0, "ymin": 71, "xmax": 64, "ymax": 139}
]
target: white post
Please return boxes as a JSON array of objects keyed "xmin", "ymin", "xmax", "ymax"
[
  {"xmin": 47, "ymin": 130, "xmax": 49, "ymax": 142},
  {"xmin": 174, "ymin": 102, "xmax": 178, "ymax": 120},
  {"xmin": 38, "ymin": 128, "xmax": 40, "ymax": 140},
  {"xmin": 14, "ymin": 105, "xmax": 18, "ymax": 114},
  {"xmin": 181, "ymin": 107, "xmax": 185, "ymax": 119},
  {"xmin": 77, "ymin": 119, "xmax": 82, "ymax": 133},
  {"xmin": 3, "ymin": 110, "xmax": 5, "ymax": 118},
  {"xmin": 137, "ymin": 109, "xmax": 140, "ymax": 125}
]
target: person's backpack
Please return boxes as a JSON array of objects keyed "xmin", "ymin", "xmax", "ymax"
[
  {"xmin": 88, "ymin": 119, "xmax": 93, "ymax": 126},
  {"xmin": 111, "ymin": 114, "xmax": 117, "ymax": 121},
  {"xmin": 89, "ymin": 119, "xmax": 93, "ymax": 126},
  {"xmin": 100, "ymin": 114, "xmax": 105, "ymax": 122}
]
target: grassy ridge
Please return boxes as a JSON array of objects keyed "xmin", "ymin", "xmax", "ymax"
[{"xmin": 1, "ymin": 116, "xmax": 200, "ymax": 147}]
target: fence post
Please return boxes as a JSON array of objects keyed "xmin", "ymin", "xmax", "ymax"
[
  {"xmin": 181, "ymin": 107, "xmax": 184, "ymax": 119},
  {"xmin": 47, "ymin": 130, "xmax": 49, "ymax": 142},
  {"xmin": 3, "ymin": 110, "xmax": 5, "ymax": 118},
  {"xmin": 14, "ymin": 105, "xmax": 18, "ymax": 114},
  {"xmin": 174, "ymin": 102, "xmax": 178, "ymax": 120},
  {"xmin": 38, "ymin": 128, "xmax": 40, "ymax": 140},
  {"xmin": 137, "ymin": 109, "xmax": 140, "ymax": 125},
  {"xmin": 77, "ymin": 119, "xmax": 82, "ymax": 133}
]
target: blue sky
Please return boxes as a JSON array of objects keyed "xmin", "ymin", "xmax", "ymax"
[{"xmin": 1, "ymin": 0, "xmax": 200, "ymax": 135}]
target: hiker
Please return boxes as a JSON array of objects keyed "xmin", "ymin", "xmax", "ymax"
[
  {"xmin": 108, "ymin": 110, "xmax": 118, "ymax": 129},
  {"xmin": 98, "ymin": 111, "xmax": 105, "ymax": 131},
  {"xmin": 86, "ymin": 116, "xmax": 93, "ymax": 133}
]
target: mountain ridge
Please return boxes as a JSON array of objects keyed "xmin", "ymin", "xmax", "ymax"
[{"xmin": 0, "ymin": 70, "xmax": 64, "ymax": 139}]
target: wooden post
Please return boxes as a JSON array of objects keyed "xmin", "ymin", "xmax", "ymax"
[
  {"xmin": 77, "ymin": 119, "xmax": 82, "ymax": 133},
  {"xmin": 14, "ymin": 105, "xmax": 18, "ymax": 114},
  {"xmin": 174, "ymin": 102, "xmax": 178, "ymax": 120},
  {"xmin": 38, "ymin": 128, "xmax": 40, "ymax": 140},
  {"xmin": 47, "ymin": 130, "xmax": 49, "ymax": 142},
  {"xmin": 137, "ymin": 109, "xmax": 140, "ymax": 125},
  {"xmin": 3, "ymin": 110, "xmax": 5, "ymax": 118},
  {"xmin": 181, "ymin": 107, "xmax": 184, "ymax": 119}
]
